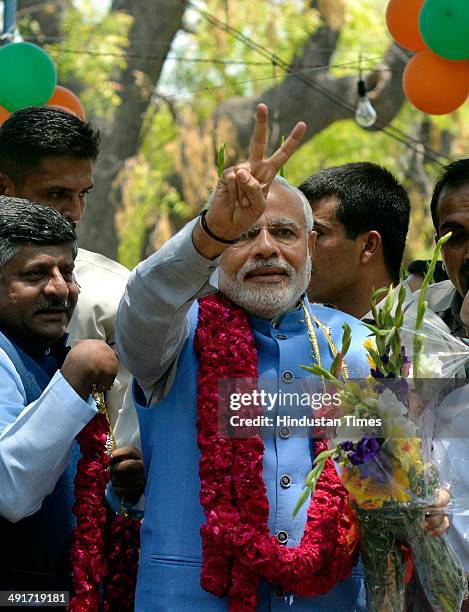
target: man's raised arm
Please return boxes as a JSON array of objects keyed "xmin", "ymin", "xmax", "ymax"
[{"xmin": 115, "ymin": 104, "xmax": 306, "ymax": 397}]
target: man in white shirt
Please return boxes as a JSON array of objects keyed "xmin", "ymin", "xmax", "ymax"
[
  {"xmin": 425, "ymin": 159, "xmax": 469, "ymax": 610},
  {"xmin": 0, "ymin": 106, "xmax": 144, "ymax": 503}
]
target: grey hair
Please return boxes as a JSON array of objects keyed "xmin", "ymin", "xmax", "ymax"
[
  {"xmin": 0, "ymin": 196, "xmax": 77, "ymax": 273},
  {"xmin": 273, "ymin": 175, "xmax": 314, "ymax": 232}
]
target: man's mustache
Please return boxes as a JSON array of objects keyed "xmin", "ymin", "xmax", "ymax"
[
  {"xmin": 33, "ymin": 298, "xmax": 72, "ymax": 314},
  {"xmin": 240, "ymin": 257, "xmax": 293, "ymax": 278}
]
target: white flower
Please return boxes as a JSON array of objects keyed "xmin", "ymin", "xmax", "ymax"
[
  {"xmin": 376, "ymin": 388, "xmax": 408, "ymax": 418},
  {"xmin": 408, "ymin": 354, "xmax": 443, "ymax": 378}
]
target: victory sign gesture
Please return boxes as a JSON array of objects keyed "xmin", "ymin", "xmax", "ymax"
[{"xmin": 193, "ymin": 103, "xmax": 306, "ymax": 259}]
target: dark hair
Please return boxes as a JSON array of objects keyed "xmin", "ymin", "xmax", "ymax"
[
  {"xmin": 0, "ymin": 106, "xmax": 100, "ymax": 183},
  {"xmin": 407, "ymin": 259, "xmax": 447, "ymax": 284},
  {"xmin": 430, "ymin": 159, "xmax": 469, "ymax": 231},
  {"xmin": 0, "ymin": 196, "xmax": 77, "ymax": 271},
  {"xmin": 298, "ymin": 162, "xmax": 410, "ymax": 283}
]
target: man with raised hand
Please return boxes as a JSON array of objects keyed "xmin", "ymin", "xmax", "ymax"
[{"xmin": 116, "ymin": 104, "xmax": 376, "ymax": 610}]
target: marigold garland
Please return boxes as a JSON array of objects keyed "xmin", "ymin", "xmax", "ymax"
[{"xmin": 195, "ymin": 293, "xmax": 358, "ymax": 611}]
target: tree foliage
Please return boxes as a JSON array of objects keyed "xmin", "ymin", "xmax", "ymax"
[{"xmin": 15, "ymin": 0, "xmax": 469, "ymax": 268}]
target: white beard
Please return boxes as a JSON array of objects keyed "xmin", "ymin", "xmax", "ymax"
[{"xmin": 219, "ymin": 255, "xmax": 311, "ymax": 320}]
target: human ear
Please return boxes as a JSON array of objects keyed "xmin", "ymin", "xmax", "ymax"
[
  {"xmin": 0, "ymin": 173, "xmax": 17, "ymax": 196},
  {"xmin": 308, "ymin": 230, "xmax": 317, "ymax": 255},
  {"xmin": 359, "ymin": 230, "xmax": 381, "ymax": 265}
]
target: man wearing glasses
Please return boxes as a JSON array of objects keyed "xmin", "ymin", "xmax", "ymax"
[{"xmin": 115, "ymin": 105, "xmax": 446, "ymax": 610}]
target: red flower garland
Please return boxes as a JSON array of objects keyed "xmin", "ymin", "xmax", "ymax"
[
  {"xmin": 104, "ymin": 513, "xmax": 141, "ymax": 611},
  {"xmin": 195, "ymin": 293, "xmax": 357, "ymax": 611},
  {"xmin": 69, "ymin": 410, "xmax": 140, "ymax": 612},
  {"xmin": 69, "ymin": 413, "xmax": 110, "ymax": 612}
]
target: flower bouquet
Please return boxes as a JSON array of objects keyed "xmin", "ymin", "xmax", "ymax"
[{"xmin": 295, "ymin": 235, "xmax": 469, "ymax": 612}]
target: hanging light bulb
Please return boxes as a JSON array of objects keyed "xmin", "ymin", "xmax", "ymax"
[{"xmin": 355, "ymin": 78, "xmax": 377, "ymax": 128}]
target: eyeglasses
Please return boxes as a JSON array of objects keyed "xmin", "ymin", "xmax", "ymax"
[{"xmin": 236, "ymin": 221, "xmax": 306, "ymax": 246}]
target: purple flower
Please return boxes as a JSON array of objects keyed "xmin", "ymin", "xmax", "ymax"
[
  {"xmin": 348, "ymin": 436, "xmax": 382, "ymax": 465},
  {"xmin": 371, "ymin": 367, "xmax": 397, "ymax": 380},
  {"xmin": 357, "ymin": 452, "xmax": 393, "ymax": 483}
]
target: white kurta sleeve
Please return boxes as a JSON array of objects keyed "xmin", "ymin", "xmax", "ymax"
[
  {"xmin": 0, "ymin": 351, "xmax": 97, "ymax": 523},
  {"xmin": 67, "ymin": 248, "xmax": 131, "ymax": 428}
]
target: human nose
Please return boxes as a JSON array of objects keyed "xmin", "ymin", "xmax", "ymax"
[
  {"xmin": 63, "ymin": 195, "xmax": 83, "ymax": 224},
  {"xmin": 250, "ymin": 226, "xmax": 281, "ymax": 258},
  {"xmin": 43, "ymin": 269, "xmax": 69, "ymax": 298}
]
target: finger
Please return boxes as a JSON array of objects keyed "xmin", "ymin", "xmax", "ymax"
[
  {"xmin": 235, "ymin": 168, "xmax": 266, "ymax": 210},
  {"xmin": 114, "ymin": 486, "xmax": 145, "ymax": 504},
  {"xmin": 427, "ymin": 516, "xmax": 450, "ymax": 538},
  {"xmin": 219, "ymin": 167, "xmax": 239, "ymax": 207},
  {"xmin": 268, "ymin": 121, "xmax": 307, "ymax": 171},
  {"xmin": 434, "ymin": 489, "xmax": 450, "ymax": 508},
  {"xmin": 248, "ymin": 103, "xmax": 268, "ymax": 164},
  {"xmin": 111, "ymin": 474, "xmax": 146, "ymax": 488},
  {"xmin": 422, "ymin": 510, "xmax": 447, "ymax": 531},
  {"xmin": 110, "ymin": 446, "xmax": 142, "ymax": 463},
  {"xmin": 110, "ymin": 459, "xmax": 145, "ymax": 475}
]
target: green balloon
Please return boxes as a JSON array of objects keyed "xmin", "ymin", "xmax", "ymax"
[
  {"xmin": 419, "ymin": 0, "xmax": 469, "ymax": 60},
  {"xmin": 0, "ymin": 42, "xmax": 57, "ymax": 112}
]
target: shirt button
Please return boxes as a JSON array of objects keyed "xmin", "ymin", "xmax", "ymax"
[
  {"xmin": 273, "ymin": 585, "xmax": 284, "ymax": 599},
  {"xmin": 276, "ymin": 530, "xmax": 288, "ymax": 545},
  {"xmin": 281, "ymin": 370, "xmax": 294, "ymax": 383},
  {"xmin": 280, "ymin": 474, "xmax": 292, "ymax": 489},
  {"xmin": 275, "ymin": 333, "xmax": 288, "ymax": 340},
  {"xmin": 279, "ymin": 426, "xmax": 291, "ymax": 439}
]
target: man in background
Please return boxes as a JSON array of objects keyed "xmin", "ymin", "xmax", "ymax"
[
  {"xmin": 425, "ymin": 159, "xmax": 469, "ymax": 609},
  {"xmin": 298, "ymin": 162, "xmax": 411, "ymax": 320},
  {"xmin": 0, "ymin": 106, "xmax": 144, "ymax": 503},
  {"xmin": 427, "ymin": 159, "xmax": 469, "ymax": 338}
]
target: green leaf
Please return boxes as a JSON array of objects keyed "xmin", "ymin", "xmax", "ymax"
[
  {"xmin": 293, "ymin": 488, "xmax": 310, "ymax": 517},
  {"xmin": 362, "ymin": 322, "xmax": 389, "ymax": 337},
  {"xmin": 279, "ymin": 135, "xmax": 286, "ymax": 177},
  {"xmin": 341, "ymin": 323, "xmax": 352, "ymax": 357},
  {"xmin": 413, "ymin": 232, "xmax": 452, "ymax": 377},
  {"xmin": 216, "ymin": 143, "xmax": 225, "ymax": 177},
  {"xmin": 384, "ymin": 326, "xmax": 396, "ymax": 348}
]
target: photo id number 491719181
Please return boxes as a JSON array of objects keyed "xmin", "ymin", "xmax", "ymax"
[{"xmin": 0, "ymin": 591, "xmax": 69, "ymax": 607}]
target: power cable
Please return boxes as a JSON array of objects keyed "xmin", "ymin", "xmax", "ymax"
[{"xmin": 186, "ymin": 0, "xmax": 455, "ymax": 167}]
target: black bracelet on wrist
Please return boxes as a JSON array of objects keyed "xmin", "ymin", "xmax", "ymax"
[{"xmin": 199, "ymin": 210, "xmax": 240, "ymax": 245}]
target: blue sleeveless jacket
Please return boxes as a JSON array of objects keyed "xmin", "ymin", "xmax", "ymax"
[
  {"xmin": 0, "ymin": 330, "xmax": 79, "ymax": 591},
  {"xmin": 134, "ymin": 299, "xmax": 369, "ymax": 611}
]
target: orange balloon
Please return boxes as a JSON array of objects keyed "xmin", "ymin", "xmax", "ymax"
[
  {"xmin": 46, "ymin": 85, "xmax": 85, "ymax": 119},
  {"xmin": 0, "ymin": 105, "xmax": 10, "ymax": 126},
  {"xmin": 403, "ymin": 50, "xmax": 469, "ymax": 115},
  {"xmin": 386, "ymin": 0, "xmax": 426, "ymax": 51}
]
